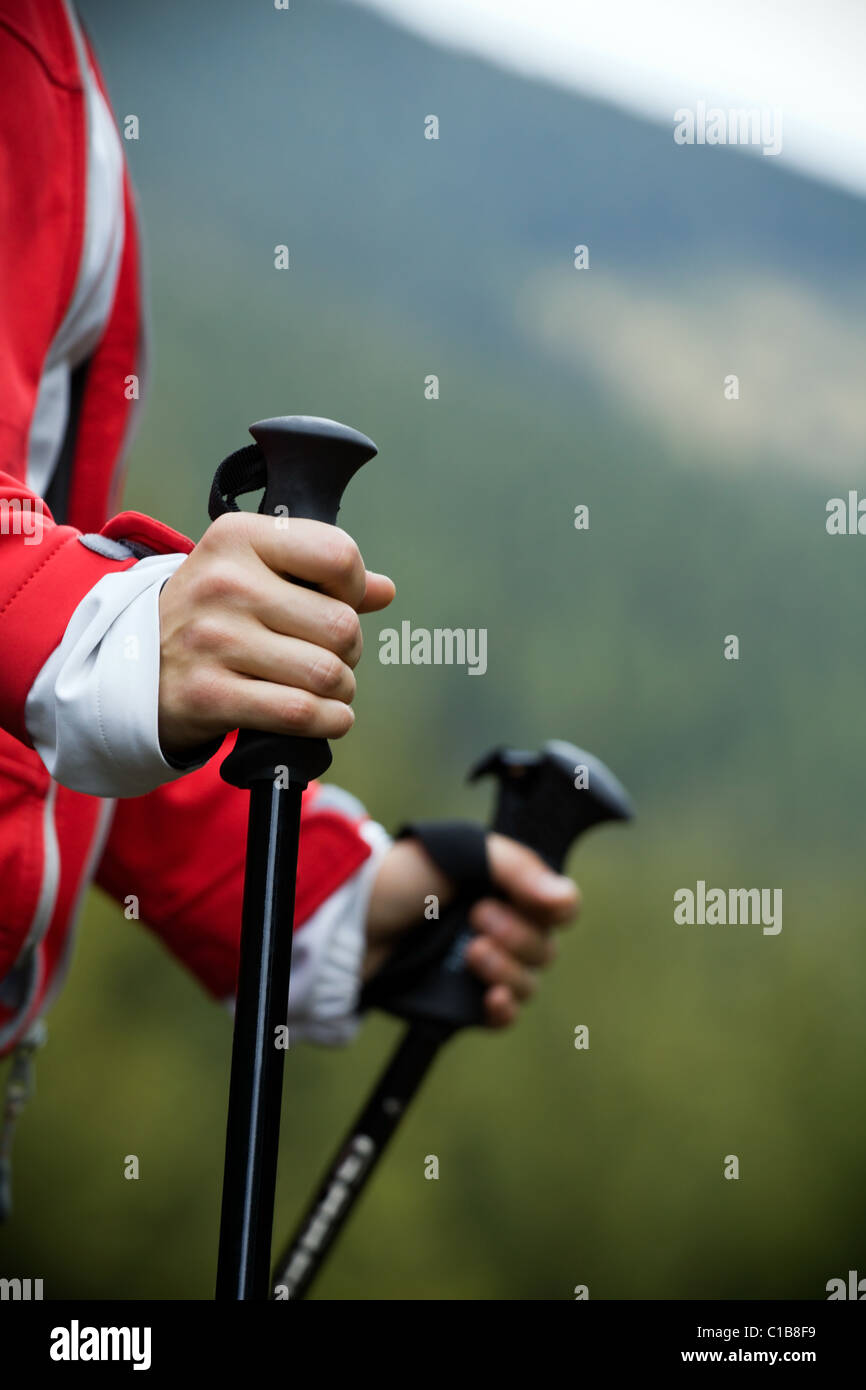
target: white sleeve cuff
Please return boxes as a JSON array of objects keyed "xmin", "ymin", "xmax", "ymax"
[
  {"xmin": 286, "ymin": 817, "xmax": 392, "ymax": 1046},
  {"xmin": 25, "ymin": 547, "xmax": 213, "ymax": 797}
]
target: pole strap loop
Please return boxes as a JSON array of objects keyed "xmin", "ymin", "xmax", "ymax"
[{"xmin": 208, "ymin": 444, "xmax": 267, "ymax": 520}]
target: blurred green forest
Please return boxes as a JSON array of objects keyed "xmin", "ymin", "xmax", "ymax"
[{"xmin": 2, "ymin": 0, "xmax": 865, "ymax": 1299}]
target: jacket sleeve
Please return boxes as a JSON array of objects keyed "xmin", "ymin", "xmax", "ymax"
[{"xmin": 0, "ymin": 10, "xmax": 145, "ymax": 743}]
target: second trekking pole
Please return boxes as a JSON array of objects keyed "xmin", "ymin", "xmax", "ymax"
[{"xmin": 271, "ymin": 739, "xmax": 632, "ymax": 1298}]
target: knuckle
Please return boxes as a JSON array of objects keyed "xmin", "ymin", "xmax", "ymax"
[
  {"xmin": 202, "ymin": 510, "xmax": 247, "ymax": 549},
  {"xmin": 323, "ymin": 529, "xmax": 362, "ymax": 583},
  {"xmin": 308, "ymin": 651, "xmax": 346, "ymax": 696},
  {"xmin": 327, "ymin": 604, "xmax": 362, "ymax": 657},
  {"xmin": 191, "ymin": 562, "xmax": 249, "ymax": 607},
  {"xmin": 280, "ymin": 690, "xmax": 315, "ymax": 732},
  {"xmin": 185, "ymin": 615, "xmax": 231, "ymax": 656}
]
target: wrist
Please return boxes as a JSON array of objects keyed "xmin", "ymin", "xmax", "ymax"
[{"xmin": 364, "ymin": 839, "xmax": 454, "ymax": 979}]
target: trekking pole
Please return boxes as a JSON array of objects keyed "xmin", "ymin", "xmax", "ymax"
[
  {"xmin": 211, "ymin": 416, "xmax": 377, "ymax": 1301},
  {"xmin": 271, "ymin": 740, "xmax": 632, "ymax": 1299}
]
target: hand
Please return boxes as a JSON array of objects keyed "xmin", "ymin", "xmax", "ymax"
[
  {"xmin": 365, "ymin": 833, "xmax": 579, "ymax": 1027},
  {"xmin": 157, "ymin": 512, "xmax": 395, "ymax": 757}
]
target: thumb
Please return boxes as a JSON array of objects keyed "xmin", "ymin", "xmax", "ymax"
[
  {"xmin": 357, "ymin": 570, "xmax": 396, "ymax": 613},
  {"xmin": 486, "ymin": 833, "xmax": 578, "ymax": 925}
]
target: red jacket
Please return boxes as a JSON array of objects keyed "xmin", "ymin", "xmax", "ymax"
[{"xmin": 0, "ymin": 0, "xmax": 372, "ymax": 1054}]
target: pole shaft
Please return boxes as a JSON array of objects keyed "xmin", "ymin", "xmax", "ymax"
[
  {"xmin": 271, "ymin": 1023, "xmax": 445, "ymax": 1299},
  {"xmin": 216, "ymin": 780, "xmax": 303, "ymax": 1300}
]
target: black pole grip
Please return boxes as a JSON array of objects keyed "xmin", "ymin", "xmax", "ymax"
[
  {"xmin": 209, "ymin": 417, "xmax": 377, "ymax": 789},
  {"xmin": 363, "ymin": 741, "xmax": 633, "ymax": 1030}
]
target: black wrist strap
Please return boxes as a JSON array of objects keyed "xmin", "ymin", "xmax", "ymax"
[{"xmin": 395, "ymin": 819, "xmax": 494, "ymax": 899}]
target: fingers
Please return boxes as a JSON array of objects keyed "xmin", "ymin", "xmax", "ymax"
[
  {"xmin": 463, "ymin": 938, "xmax": 531, "ymax": 1029},
  {"xmin": 460, "ymin": 833, "xmax": 582, "ymax": 1031},
  {"xmin": 462, "ymin": 909, "xmax": 556, "ymax": 1030},
  {"xmin": 486, "ymin": 833, "xmax": 579, "ymax": 927},
  {"xmin": 211, "ymin": 512, "xmax": 382, "ymax": 609},
  {"xmin": 238, "ymin": 582, "xmax": 366, "ymax": 668},
  {"xmin": 198, "ymin": 513, "xmax": 393, "ymax": 656},
  {"xmin": 463, "ymin": 932, "xmax": 538, "ymax": 1003},
  {"xmin": 469, "ymin": 899, "xmax": 559, "ymax": 968},
  {"xmin": 221, "ymin": 625, "xmax": 358, "ymax": 705},
  {"xmin": 482, "ymin": 985, "xmax": 519, "ymax": 1030},
  {"xmin": 203, "ymin": 673, "xmax": 356, "ymax": 742},
  {"xmin": 158, "ymin": 510, "xmax": 395, "ymax": 754},
  {"xmin": 465, "ymin": 896, "xmax": 562, "ymax": 1028}
]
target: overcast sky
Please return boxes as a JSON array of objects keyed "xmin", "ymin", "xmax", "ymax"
[{"xmin": 352, "ymin": 0, "xmax": 866, "ymax": 198}]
